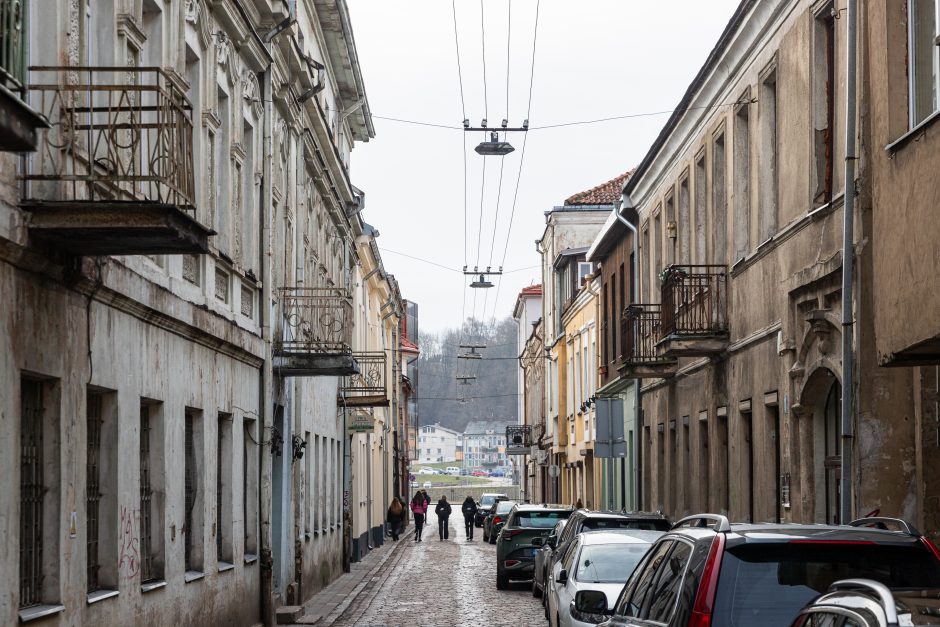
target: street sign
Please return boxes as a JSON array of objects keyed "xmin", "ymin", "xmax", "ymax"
[
  {"xmin": 548, "ymin": 464, "xmax": 560, "ymax": 478},
  {"xmin": 347, "ymin": 412, "xmax": 374, "ymax": 433},
  {"xmin": 595, "ymin": 397, "xmax": 627, "ymax": 458},
  {"xmin": 409, "ymin": 473, "xmax": 415, "ymax": 481}
]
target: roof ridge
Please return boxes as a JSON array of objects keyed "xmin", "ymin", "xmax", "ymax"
[{"xmin": 564, "ymin": 169, "xmax": 635, "ymax": 206}]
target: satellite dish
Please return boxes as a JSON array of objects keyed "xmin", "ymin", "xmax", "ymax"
[{"xmin": 548, "ymin": 464, "xmax": 560, "ymax": 478}]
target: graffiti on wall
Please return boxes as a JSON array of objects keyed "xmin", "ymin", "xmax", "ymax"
[{"xmin": 118, "ymin": 506, "xmax": 140, "ymax": 578}]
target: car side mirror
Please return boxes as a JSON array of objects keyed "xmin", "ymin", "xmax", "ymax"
[
  {"xmin": 573, "ymin": 589, "xmax": 610, "ymax": 615},
  {"xmin": 531, "ymin": 536, "xmax": 544, "ymax": 547},
  {"xmin": 547, "ymin": 535, "xmax": 557, "ymax": 549},
  {"xmin": 557, "ymin": 569, "xmax": 568, "ymax": 584}
]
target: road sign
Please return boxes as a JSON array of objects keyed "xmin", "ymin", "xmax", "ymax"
[{"xmin": 548, "ymin": 464, "xmax": 560, "ymax": 478}]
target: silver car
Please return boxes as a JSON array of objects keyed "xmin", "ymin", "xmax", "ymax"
[{"xmin": 546, "ymin": 530, "xmax": 663, "ymax": 627}]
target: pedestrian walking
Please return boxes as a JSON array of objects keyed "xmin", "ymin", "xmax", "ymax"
[
  {"xmin": 410, "ymin": 493, "xmax": 427, "ymax": 542},
  {"xmin": 421, "ymin": 490, "xmax": 431, "ymax": 507},
  {"xmin": 461, "ymin": 495, "xmax": 478, "ymax": 541},
  {"xmin": 387, "ymin": 496, "xmax": 404, "ymax": 541},
  {"xmin": 435, "ymin": 495, "xmax": 452, "ymax": 541}
]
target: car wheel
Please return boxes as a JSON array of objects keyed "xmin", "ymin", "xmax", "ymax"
[
  {"xmin": 496, "ymin": 570, "xmax": 508, "ymax": 590},
  {"xmin": 483, "ymin": 530, "xmax": 488, "ymax": 542},
  {"xmin": 489, "ymin": 534, "xmax": 496, "ymax": 545}
]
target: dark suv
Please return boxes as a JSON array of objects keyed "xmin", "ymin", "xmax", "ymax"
[
  {"xmin": 495, "ymin": 504, "xmax": 573, "ymax": 590},
  {"xmin": 592, "ymin": 515, "xmax": 940, "ymax": 627},
  {"xmin": 537, "ymin": 510, "xmax": 671, "ymax": 601}
]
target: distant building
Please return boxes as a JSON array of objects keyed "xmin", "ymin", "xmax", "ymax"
[
  {"xmin": 463, "ymin": 420, "xmax": 510, "ymax": 469},
  {"xmin": 417, "ymin": 423, "xmax": 461, "ymax": 463}
]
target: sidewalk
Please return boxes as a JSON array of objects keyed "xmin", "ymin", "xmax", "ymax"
[{"xmin": 289, "ymin": 526, "xmax": 410, "ymax": 626}]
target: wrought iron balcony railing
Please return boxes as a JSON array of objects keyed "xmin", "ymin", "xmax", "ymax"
[
  {"xmin": 619, "ymin": 304, "xmax": 677, "ymax": 378},
  {"xmin": 24, "ymin": 66, "xmax": 196, "ymax": 209},
  {"xmin": 660, "ymin": 265, "xmax": 728, "ymax": 338},
  {"xmin": 277, "ymin": 286, "xmax": 353, "ymax": 355},
  {"xmin": 339, "ymin": 352, "xmax": 388, "ymax": 407},
  {"xmin": 1, "ymin": 0, "xmax": 26, "ymax": 96},
  {"xmin": 506, "ymin": 425, "xmax": 532, "ymax": 453}
]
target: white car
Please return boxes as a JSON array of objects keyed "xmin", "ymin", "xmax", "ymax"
[
  {"xmin": 546, "ymin": 530, "xmax": 662, "ymax": 627},
  {"xmin": 445, "ymin": 466, "xmax": 461, "ymax": 475},
  {"xmin": 422, "ymin": 481, "xmax": 433, "ymax": 488},
  {"xmin": 417, "ymin": 467, "xmax": 434, "ymax": 475}
]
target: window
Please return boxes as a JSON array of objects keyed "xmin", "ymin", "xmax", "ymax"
[
  {"xmin": 694, "ymin": 152, "xmax": 707, "ymax": 263},
  {"xmin": 646, "ymin": 541, "xmax": 693, "ymax": 622},
  {"xmin": 759, "ymin": 68, "xmax": 778, "ymax": 242},
  {"xmin": 712, "ymin": 133, "xmax": 727, "ymax": 265},
  {"xmin": 679, "ymin": 174, "xmax": 691, "ymax": 261},
  {"xmin": 733, "ymin": 99, "xmax": 751, "ymax": 261},
  {"xmin": 86, "ymin": 390, "xmax": 117, "ymax": 593},
  {"xmin": 813, "ymin": 7, "xmax": 835, "ymax": 207},
  {"xmin": 217, "ymin": 414, "xmax": 233, "ymax": 566},
  {"xmin": 184, "ymin": 409, "xmax": 204, "ymax": 574},
  {"xmin": 653, "ymin": 213, "xmax": 662, "ymax": 287},
  {"xmin": 909, "ymin": 0, "xmax": 940, "ymax": 126},
  {"xmin": 20, "ymin": 379, "xmax": 55, "ymax": 610},
  {"xmin": 577, "ymin": 262, "xmax": 593, "ymax": 285},
  {"xmin": 616, "ymin": 540, "xmax": 674, "ymax": 617},
  {"xmin": 665, "ymin": 192, "xmax": 676, "ymax": 265},
  {"xmin": 140, "ymin": 402, "xmax": 166, "ymax": 583}
]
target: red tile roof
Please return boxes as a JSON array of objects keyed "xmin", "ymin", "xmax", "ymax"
[
  {"xmin": 401, "ymin": 337, "xmax": 419, "ymax": 354},
  {"xmin": 519, "ymin": 284, "xmax": 542, "ymax": 297},
  {"xmin": 564, "ymin": 169, "xmax": 634, "ymax": 206}
]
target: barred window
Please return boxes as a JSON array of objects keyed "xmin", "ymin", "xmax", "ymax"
[
  {"xmin": 86, "ymin": 393, "xmax": 103, "ymax": 591},
  {"xmin": 20, "ymin": 380, "xmax": 44, "ymax": 609},
  {"xmin": 217, "ymin": 413, "xmax": 233, "ymax": 565},
  {"xmin": 184, "ymin": 409, "xmax": 204, "ymax": 573},
  {"xmin": 140, "ymin": 405, "xmax": 154, "ymax": 582}
]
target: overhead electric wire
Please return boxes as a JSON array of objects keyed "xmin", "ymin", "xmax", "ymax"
[{"xmin": 480, "ymin": 0, "xmax": 489, "ymax": 121}]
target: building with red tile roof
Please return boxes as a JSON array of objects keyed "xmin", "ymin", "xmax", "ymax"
[{"xmin": 564, "ymin": 170, "xmax": 634, "ymax": 206}]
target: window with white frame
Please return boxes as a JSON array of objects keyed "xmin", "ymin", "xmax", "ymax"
[
  {"xmin": 577, "ymin": 262, "xmax": 593, "ymax": 286},
  {"xmin": 910, "ymin": 0, "xmax": 940, "ymax": 126}
]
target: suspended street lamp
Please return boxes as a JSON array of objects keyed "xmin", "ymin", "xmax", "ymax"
[
  {"xmin": 463, "ymin": 266, "xmax": 502, "ymax": 289},
  {"xmin": 469, "ymin": 273, "xmax": 494, "ymax": 288},
  {"xmin": 474, "ymin": 131, "xmax": 515, "ymax": 156}
]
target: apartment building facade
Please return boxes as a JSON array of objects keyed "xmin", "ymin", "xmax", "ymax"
[
  {"xmin": 0, "ymin": 0, "xmax": 407, "ymax": 623},
  {"xmin": 511, "ymin": 285, "xmax": 542, "ymax": 496}
]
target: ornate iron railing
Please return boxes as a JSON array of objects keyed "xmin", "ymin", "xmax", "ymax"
[
  {"xmin": 621, "ymin": 304, "xmax": 667, "ymax": 363},
  {"xmin": 24, "ymin": 66, "xmax": 195, "ymax": 210},
  {"xmin": 660, "ymin": 265, "xmax": 728, "ymax": 338},
  {"xmin": 505, "ymin": 425, "xmax": 532, "ymax": 449},
  {"xmin": 340, "ymin": 352, "xmax": 387, "ymax": 400},
  {"xmin": 0, "ymin": 0, "xmax": 26, "ymax": 95},
  {"xmin": 276, "ymin": 286, "xmax": 353, "ymax": 355}
]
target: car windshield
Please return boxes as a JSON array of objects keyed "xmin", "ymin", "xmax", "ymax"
[
  {"xmin": 582, "ymin": 518, "xmax": 669, "ymax": 532},
  {"xmin": 712, "ymin": 542, "xmax": 940, "ymax": 627},
  {"xmin": 495, "ymin": 501, "xmax": 517, "ymax": 514},
  {"xmin": 514, "ymin": 510, "xmax": 572, "ymax": 528},
  {"xmin": 481, "ymin": 495, "xmax": 503, "ymax": 507},
  {"xmin": 576, "ymin": 543, "xmax": 652, "ymax": 583}
]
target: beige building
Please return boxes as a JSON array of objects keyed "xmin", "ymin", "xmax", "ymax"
[{"xmin": 613, "ymin": 0, "xmax": 937, "ymax": 534}]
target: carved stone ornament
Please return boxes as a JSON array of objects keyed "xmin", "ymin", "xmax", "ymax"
[
  {"xmin": 185, "ymin": 0, "xmax": 202, "ymax": 24},
  {"xmin": 216, "ymin": 32, "xmax": 232, "ymax": 68}
]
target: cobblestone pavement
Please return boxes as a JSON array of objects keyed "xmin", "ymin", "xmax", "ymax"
[{"xmin": 330, "ymin": 509, "xmax": 547, "ymax": 627}]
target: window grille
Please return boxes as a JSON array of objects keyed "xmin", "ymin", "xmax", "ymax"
[
  {"xmin": 139, "ymin": 405, "xmax": 155, "ymax": 582},
  {"xmin": 184, "ymin": 412, "xmax": 196, "ymax": 571},
  {"xmin": 243, "ymin": 424, "xmax": 249, "ymax": 549},
  {"xmin": 20, "ymin": 380, "xmax": 43, "ymax": 609},
  {"xmin": 216, "ymin": 419, "xmax": 223, "ymax": 560},
  {"xmin": 86, "ymin": 393, "xmax": 103, "ymax": 591}
]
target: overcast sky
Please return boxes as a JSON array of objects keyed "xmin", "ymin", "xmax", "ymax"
[{"xmin": 348, "ymin": 0, "xmax": 740, "ymax": 335}]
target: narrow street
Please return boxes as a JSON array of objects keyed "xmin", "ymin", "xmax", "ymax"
[{"xmin": 329, "ymin": 510, "xmax": 545, "ymax": 627}]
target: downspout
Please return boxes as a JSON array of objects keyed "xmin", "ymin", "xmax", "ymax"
[
  {"xmin": 840, "ymin": 0, "xmax": 858, "ymax": 525},
  {"xmin": 259, "ymin": 65, "xmax": 275, "ymax": 627},
  {"xmin": 291, "ymin": 136, "xmax": 304, "ymax": 601},
  {"xmin": 615, "ymin": 193, "xmax": 641, "ymax": 511}
]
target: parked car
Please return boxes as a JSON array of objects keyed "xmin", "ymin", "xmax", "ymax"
[
  {"xmin": 445, "ymin": 466, "xmax": 461, "ymax": 475},
  {"xmin": 789, "ymin": 578, "xmax": 940, "ymax": 627},
  {"xmin": 533, "ymin": 519, "xmax": 569, "ymax": 599},
  {"xmin": 495, "ymin": 504, "xmax": 574, "ymax": 590},
  {"xmin": 546, "ymin": 530, "xmax": 663, "ymax": 627},
  {"xmin": 422, "ymin": 481, "xmax": 432, "ymax": 488},
  {"xmin": 417, "ymin": 467, "xmax": 434, "ymax": 475},
  {"xmin": 594, "ymin": 515, "xmax": 940, "ymax": 627},
  {"xmin": 490, "ymin": 469, "xmax": 506, "ymax": 477},
  {"xmin": 475, "ymin": 493, "xmax": 509, "ymax": 527},
  {"xmin": 484, "ymin": 499, "xmax": 518, "ymax": 543},
  {"xmin": 541, "ymin": 510, "xmax": 671, "ymax": 606},
  {"xmin": 409, "ymin": 481, "xmax": 418, "ymax": 488},
  {"xmin": 459, "ymin": 469, "xmax": 470, "ymax": 476},
  {"xmin": 472, "ymin": 470, "xmax": 490, "ymax": 477}
]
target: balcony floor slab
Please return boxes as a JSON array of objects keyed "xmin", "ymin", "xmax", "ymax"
[
  {"xmin": 0, "ymin": 84, "xmax": 49, "ymax": 152},
  {"xmin": 274, "ymin": 352, "xmax": 358, "ymax": 377},
  {"xmin": 21, "ymin": 200, "xmax": 211, "ymax": 255},
  {"xmin": 658, "ymin": 334, "xmax": 729, "ymax": 358},
  {"xmin": 617, "ymin": 361, "xmax": 678, "ymax": 379}
]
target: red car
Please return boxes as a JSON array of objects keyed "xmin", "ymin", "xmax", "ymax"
[{"xmin": 471, "ymin": 470, "xmax": 488, "ymax": 477}]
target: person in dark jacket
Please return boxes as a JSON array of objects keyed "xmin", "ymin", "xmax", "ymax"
[
  {"xmin": 387, "ymin": 497, "xmax": 404, "ymax": 541},
  {"xmin": 435, "ymin": 495, "xmax": 452, "ymax": 540},
  {"xmin": 461, "ymin": 495, "xmax": 478, "ymax": 541},
  {"xmin": 410, "ymin": 493, "xmax": 428, "ymax": 541}
]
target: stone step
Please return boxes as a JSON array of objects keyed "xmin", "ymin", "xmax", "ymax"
[{"xmin": 275, "ymin": 606, "xmax": 306, "ymax": 625}]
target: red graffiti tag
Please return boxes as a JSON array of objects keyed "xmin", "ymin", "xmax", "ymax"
[{"xmin": 118, "ymin": 506, "xmax": 140, "ymax": 578}]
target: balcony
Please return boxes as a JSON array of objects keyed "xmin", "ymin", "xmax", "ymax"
[
  {"xmin": 618, "ymin": 304, "xmax": 677, "ymax": 378},
  {"xmin": 0, "ymin": 1, "xmax": 48, "ymax": 151},
  {"xmin": 658, "ymin": 265, "xmax": 729, "ymax": 357},
  {"xmin": 21, "ymin": 66, "xmax": 210, "ymax": 255},
  {"xmin": 505, "ymin": 425, "xmax": 532, "ymax": 455},
  {"xmin": 338, "ymin": 352, "xmax": 388, "ymax": 407},
  {"xmin": 274, "ymin": 287, "xmax": 357, "ymax": 376}
]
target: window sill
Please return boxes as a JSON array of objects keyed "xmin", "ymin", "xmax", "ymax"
[
  {"xmin": 86, "ymin": 589, "xmax": 119, "ymax": 605},
  {"xmin": 18, "ymin": 604, "xmax": 65, "ymax": 623},
  {"xmin": 184, "ymin": 570, "xmax": 205, "ymax": 583},
  {"xmin": 141, "ymin": 580, "xmax": 167, "ymax": 593},
  {"xmin": 887, "ymin": 109, "xmax": 940, "ymax": 154},
  {"xmin": 218, "ymin": 561, "xmax": 235, "ymax": 573},
  {"xmin": 244, "ymin": 554, "xmax": 259, "ymax": 565}
]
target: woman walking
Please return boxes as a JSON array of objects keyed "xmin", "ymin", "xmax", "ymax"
[
  {"xmin": 435, "ymin": 495, "xmax": 452, "ymax": 541},
  {"xmin": 387, "ymin": 497, "xmax": 404, "ymax": 541},
  {"xmin": 410, "ymin": 493, "xmax": 427, "ymax": 542},
  {"xmin": 461, "ymin": 495, "xmax": 478, "ymax": 541}
]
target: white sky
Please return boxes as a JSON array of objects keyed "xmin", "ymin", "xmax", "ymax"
[{"xmin": 348, "ymin": 0, "xmax": 741, "ymax": 334}]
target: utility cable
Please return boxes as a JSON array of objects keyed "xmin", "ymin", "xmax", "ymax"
[{"xmin": 480, "ymin": 0, "xmax": 489, "ymax": 122}]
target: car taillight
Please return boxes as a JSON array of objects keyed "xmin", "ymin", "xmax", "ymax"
[
  {"xmin": 502, "ymin": 529, "xmax": 524, "ymax": 539},
  {"xmin": 688, "ymin": 534, "xmax": 725, "ymax": 627},
  {"xmin": 493, "ymin": 516, "xmax": 503, "ymax": 525},
  {"xmin": 504, "ymin": 560, "xmax": 520, "ymax": 567},
  {"xmin": 921, "ymin": 536, "xmax": 940, "ymax": 562}
]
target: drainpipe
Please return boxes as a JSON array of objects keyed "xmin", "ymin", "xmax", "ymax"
[
  {"xmin": 615, "ymin": 193, "xmax": 641, "ymax": 511},
  {"xmin": 840, "ymin": 0, "xmax": 858, "ymax": 525},
  {"xmin": 259, "ymin": 64, "xmax": 275, "ymax": 627}
]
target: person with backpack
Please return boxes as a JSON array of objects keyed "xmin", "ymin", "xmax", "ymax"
[
  {"xmin": 461, "ymin": 495, "xmax": 478, "ymax": 541},
  {"xmin": 387, "ymin": 497, "xmax": 404, "ymax": 541},
  {"xmin": 435, "ymin": 495, "xmax": 452, "ymax": 541},
  {"xmin": 410, "ymin": 493, "xmax": 427, "ymax": 542}
]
